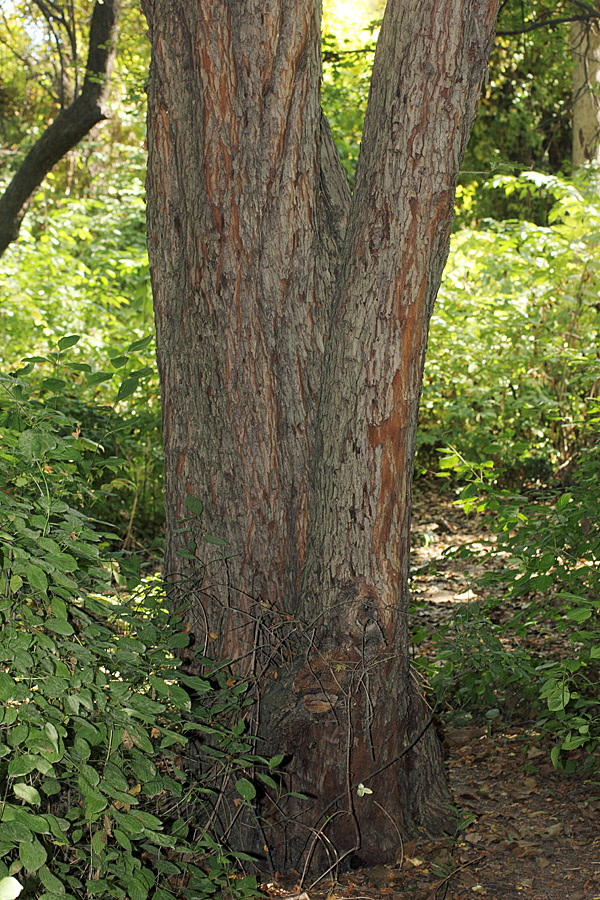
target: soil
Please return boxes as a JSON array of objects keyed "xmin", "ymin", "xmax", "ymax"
[{"xmin": 262, "ymin": 483, "xmax": 600, "ymax": 900}]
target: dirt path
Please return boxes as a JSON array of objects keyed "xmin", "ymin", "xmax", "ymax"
[{"xmin": 263, "ymin": 483, "xmax": 600, "ymax": 900}]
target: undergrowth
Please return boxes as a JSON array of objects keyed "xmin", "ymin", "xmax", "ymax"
[
  {"xmin": 0, "ymin": 343, "xmax": 273, "ymax": 900},
  {"xmin": 414, "ymin": 433, "xmax": 600, "ymax": 776}
]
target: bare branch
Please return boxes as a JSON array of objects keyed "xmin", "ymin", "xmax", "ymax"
[{"xmin": 497, "ymin": 12, "xmax": 598, "ymax": 36}]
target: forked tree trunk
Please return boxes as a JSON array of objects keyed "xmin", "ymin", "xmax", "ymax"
[
  {"xmin": 572, "ymin": 20, "xmax": 600, "ymax": 166},
  {"xmin": 142, "ymin": 0, "xmax": 498, "ymax": 872}
]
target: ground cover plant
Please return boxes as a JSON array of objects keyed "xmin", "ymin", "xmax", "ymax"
[
  {"xmin": 409, "ymin": 429, "xmax": 600, "ymax": 785},
  {"xmin": 0, "ymin": 346, "xmax": 280, "ymax": 900}
]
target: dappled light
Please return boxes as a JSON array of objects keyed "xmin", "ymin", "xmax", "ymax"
[{"xmin": 0, "ymin": 1, "xmax": 599, "ymax": 898}]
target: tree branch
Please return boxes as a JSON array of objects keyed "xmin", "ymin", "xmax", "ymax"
[
  {"xmin": 496, "ymin": 0, "xmax": 600, "ymax": 37},
  {"xmin": 497, "ymin": 12, "xmax": 598, "ymax": 35},
  {"xmin": 0, "ymin": 0, "xmax": 121, "ymax": 258}
]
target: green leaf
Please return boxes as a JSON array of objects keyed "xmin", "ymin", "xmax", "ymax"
[
  {"xmin": 40, "ymin": 779, "xmax": 61, "ymax": 796},
  {"xmin": 116, "ymin": 376, "xmax": 139, "ymax": 401},
  {"xmin": 144, "ymin": 831, "xmax": 176, "ymax": 848},
  {"xmin": 102, "ymin": 763, "xmax": 129, "ymax": 793},
  {"xmin": 256, "ymin": 772, "xmax": 278, "ymax": 791},
  {"xmin": 127, "ymin": 694, "xmax": 165, "ymax": 715},
  {"xmin": 19, "ymin": 837, "xmax": 47, "ymax": 872},
  {"xmin": 25, "ymin": 563, "xmax": 48, "ymax": 594},
  {"xmin": 8, "ymin": 724, "xmax": 28, "ymax": 747},
  {"xmin": 0, "ymin": 673, "xmax": 17, "ymax": 702},
  {"xmin": 202, "ymin": 534, "xmax": 228, "ymax": 546},
  {"xmin": 0, "ymin": 821, "xmax": 32, "ymax": 842},
  {"xmin": 128, "ymin": 810, "xmax": 162, "ymax": 829},
  {"xmin": 8, "ymin": 755, "xmax": 38, "ymax": 778},
  {"xmin": 44, "ymin": 618, "xmax": 74, "ymax": 635},
  {"xmin": 86, "ymin": 879, "xmax": 109, "ymax": 896},
  {"xmin": 50, "ymin": 597, "xmax": 67, "ymax": 619},
  {"xmin": 57, "ymin": 335, "xmax": 81, "ymax": 351},
  {"xmin": 152, "ymin": 889, "xmax": 176, "ymax": 900},
  {"xmin": 84, "ymin": 793, "xmax": 107, "ymax": 819},
  {"xmin": 18, "ymin": 430, "xmax": 57, "ymax": 460},
  {"xmin": 113, "ymin": 829, "xmax": 132, "ymax": 852},
  {"xmin": 235, "ymin": 778, "xmax": 256, "ymax": 802},
  {"xmin": 38, "ymin": 867, "xmax": 65, "ymax": 895},
  {"xmin": 167, "ymin": 632, "xmax": 189, "ymax": 649},
  {"xmin": 547, "ymin": 686, "xmax": 570, "ymax": 711},
  {"xmin": 86, "ymin": 372, "xmax": 114, "ymax": 387},
  {"xmin": 555, "ymin": 493, "xmax": 572, "ymax": 511},
  {"xmin": 184, "ymin": 495, "xmax": 204, "ymax": 517},
  {"xmin": 127, "ymin": 336, "xmax": 153, "ymax": 353},
  {"xmin": 41, "ymin": 377, "xmax": 66, "ymax": 392},
  {"xmin": 44, "ymin": 619, "xmax": 74, "ymax": 636},
  {"xmin": 122, "ymin": 876, "xmax": 148, "ymax": 900},
  {"xmin": 566, "ymin": 607, "xmax": 592, "ymax": 623},
  {"xmin": 13, "ymin": 783, "xmax": 41, "ymax": 805}
]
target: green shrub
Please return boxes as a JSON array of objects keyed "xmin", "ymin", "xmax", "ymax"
[
  {"xmin": 422, "ymin": 439, "xmax": 600, "ymax": 773},
  {"xmin": 419, "ymin": 171, "xmax": 600, "ymax": 478},
  {"xmin": 0, "ymin": 333, "xmax": 163, "ymax": 549},
  {"xmin": 0, "ymin": 346, "xmax": 274, "ymax": 900}
]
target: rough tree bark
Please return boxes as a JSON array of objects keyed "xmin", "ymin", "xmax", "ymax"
[
  {"xmin": 142, "ymin": 0, "xmax": 498, "ymax": 872},
  {"xmin": 572, "ymin": 18, "xmax": 600, "ymax": 166},
  {"xmin": 0, "ymin": 0, "xmax": 121, "ymax": 258}
]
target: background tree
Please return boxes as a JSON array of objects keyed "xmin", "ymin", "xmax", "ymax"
[
  {"xmin": 0, "ymin": 0, "xmax": 121, "ymax": 257},
  {"xmin": 142, "ymin": 0, "xmax": 498, "ymax": 871},
  {"xmin": 571, "ymin": 16, "xmax": 600, "ymax": 164}
]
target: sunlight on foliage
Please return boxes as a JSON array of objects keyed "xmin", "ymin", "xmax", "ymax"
[
  {"xmin": 321, "ymin": 0, "xmax": 383, "ymax": 184},
  {"xmin": 419, "ymin": 170, "xmax": 600, "ymax": 475}
]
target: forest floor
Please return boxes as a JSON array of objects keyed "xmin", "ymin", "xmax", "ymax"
[{"xmin": 262, "ymin": 482, "xmax": 600, "ymax": 900}]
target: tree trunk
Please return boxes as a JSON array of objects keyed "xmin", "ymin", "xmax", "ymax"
[
  {"xmin": 0, "ymin": 0, "xmax": 121, "ymax": 257},
  {"xmin": 142, "ymin": 0, "xmax": 498, "ymax": 873},
  {"xmin": 572, "ymin": 19, "xmax": 600, "ymax": 166}
]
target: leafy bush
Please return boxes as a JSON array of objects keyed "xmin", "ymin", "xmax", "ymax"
[
  {"xmin": 0, "ymin": 333, "xmax": 162, "ymax": 549},
  {"xmin": 421, "ymin": 438, "xmax": 600, "ymax": 774},
  {"xmin": 0, "ymin": 346, "xmax": 275, "ymax": 900},
  {"xmin": 419, "ymin": 171, "xmax": 600, "ymax": 478},
  {"xmin": 0, "ymin": 152, "xmax": 151, "ymax": 369},
  {"xmin": 0, "ymin": 154, "xmax": 164, "ymax": 544}
]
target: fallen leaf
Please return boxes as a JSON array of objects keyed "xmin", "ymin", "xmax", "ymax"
[
  {"xmin": 454, "ymin": 589, "xmax": 476, "ymax": 601},
  {"xmin": 367, "ymin": 866, "xmax": 392, "ymax": 887},
  {"xmin": 465, "ymin": 832, "xmax": 482, "ymax": 844},
  {"xmin": 431, "ymin": 850, "xmax": 453, "ymax": 867},
  {"xmin": 527, "ymin": 747, "xmax": 545, "ymax": 759},
  {"xmin": 511, "ymin": 842, "xmax": 536, "ymax": 858},
  {"xmin": 445, "ymin": 727, "xmax": 486, "ymax": 748}
]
